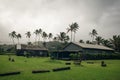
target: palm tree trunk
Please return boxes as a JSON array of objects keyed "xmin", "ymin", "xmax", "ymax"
[
  {"xmin": 28, "ymin": 38, "xmax": 30, "ymax": 42},
  {"xmin": 92, "ymin": 36, "xmax": 94, "ymax": 42},
  {"xmin": 38, "ymin": 35, "xmax": 41, "ymax": 45},
  {"xmin": 18, "ymin": 39, "xmax": 20, "ymax": 44},
  {"xmin": 73, "ymin": 32, "xmax": 75, "ymax": 42},
  {"xmin": 71, "ymin": 31, "xmax": 72, "ymax": 42},
  {"xmin": 12, "ymin": 38, "xmax": 15, "ymax": 45}
]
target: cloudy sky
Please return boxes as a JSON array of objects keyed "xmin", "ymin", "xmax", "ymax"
[{"xmin": 0, "ymin": 0, "xmax": 120, "ymax": 44}]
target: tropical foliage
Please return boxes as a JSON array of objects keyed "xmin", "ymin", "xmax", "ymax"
[
  {"xmin": 110, "ymin": 35, "xmax": 120, "ymax": 52},
  {"xmin": 57, "ymin": 32, "xmax": 69, "ymax": 43},
  {"xmin": 89, "ymin": 29, "xmax": 98, "ymax": 42},
  {"xmin": 67, "ymin": 22, "xmax": 79, "ymax": 42},
  {"xmin": 25, "ymin": 31, "xmax": 31, "ymax": 43},
  {"xmin": 9, "ymin": 31, "xmax": 16, "ymax": 44}
]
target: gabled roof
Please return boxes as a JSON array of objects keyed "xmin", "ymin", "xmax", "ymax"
[
  {"xmin": 17, "ymin": 44, "xmax": 48, "ymax": 51},
  {"xmin": 65, "ymin": 42, "xmax": 114, "ymax": 51}
]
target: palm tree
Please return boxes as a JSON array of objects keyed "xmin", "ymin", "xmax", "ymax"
[
  {"xmin": 102, "ymin": 39, "xmax": 112, "ymax": 48},
  {"xmin": 57, "ymin": 32, "xmax": 66, "ymax": 42},
  {"xmin": 48, "ymin": 33, "xmax": 53, "ymax": 42},
  {"xmin": 67, "ymin": 23, "xmax": 74, "ymax": 42},
  {"xmin": 110, "ymin": 35, "xmax": 120, "ymax": 52},
  {"xmin": 25, "ymin": 31, "xmax": 31, "ymax": 43},
  {"xmin": 89, "ymin": 29, "xmax": 98, "ymax": 42},
  {"xmin": 38, "ymin": 28, "xmax": 42, "ymax": 43},
  {"xmin": 86, "ymin": 40, "xmax": 91, "ymax": 44},
  {"xmin": 95, "ymin": 36, "xmax": 103, "ymax": 45},
  {"xmin": 67, "ymin": 22, "xmax": 79, "ymax": 42},
  {"xmin": 53, "ymin": 37, "xmax": 58, "ymax": 41},
  {"xmin": 9, "ymin": 31, "xmax": 16, "ymax": 44},
  {"xmin": 57, "ymin": 32, "xmax": 69, "ymax": 43},
  {"xmin": 34, "ymin": 29, "xmax": 39, "ymax": 45},
  {"xmin": 42, "ymin": 32, "xmax": 48, "ymax": 42},
  {"xmin": 79, "ymin": 39, "xmax": 84, "ymax": 43},
  {"xmin": 16, "ymin": 33, "xmax": 22, "ymax": 44},
  {"xmin": 73, "ymin": 22, "xmax": 79, "ymax": 42},
  {"xmin": 65, "ymin": 36, "xmax": 70, "ymax": 43}
]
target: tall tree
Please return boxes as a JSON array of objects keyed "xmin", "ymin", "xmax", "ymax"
[
  {"xmin": 67, "ymin": 23, "xmax": 74, "ymax": 42},
  {"xmin": 79, "ymin": 39, "xmax": 84, "ymax": 43},
  {"xmin": 86, "ymin": 40, "xmax": 91, "ymax": 44},
  {"xmin": 89, "ymin": 29, "xmax": 98, "ymax": 42},
  {"xmin": 110, "ymin": 35, "xmax": 120, "ymax": 52},
  {"xmin": 38, "ymin": 28, "xmax": 42, "ymax": 43},
  {"xmin": 25, "ymin": 31, "xmax": 31, "ymax": 43},
  {"xmin": 95, "ymin": 36, "xmax": 103, "ymax": 45},
  {"xmin": 53, "ymin": 37, "xmax": 58, "ymax": 41},
  {"xmin": 67, "ymin": 22, "xmax": 79, "ymax": 42},
  {"xmin": 57, "ymin": 32, "xmax": 69, "ymax": 43},
  {"xmin": 102, "ymin": 39, "xmax": 112, "ymax": 48},
  {"xmin": 65, "ymin": 35, "xmax": 70, "ymax": 43},
  {"xmin": 48, "ymin": 33, "xmax": 53, "ymax": 42},
  {"xmin": 9, "ymin": 31, "xmax": 16, "ymax": 44},
  {"xmin": 34, "ymin": 29, "xmax": 39, "ymax": 45},
  {"xmin": 73, "ymin": 22, "xmax": 79, "ymax": 42},
  {"xmin": 42, "ymin": 32, "xmax": 48, "ymax": 42},
  {"xmin": 16, "ymin": 33, "xmax": 22, "ymax": 44}
]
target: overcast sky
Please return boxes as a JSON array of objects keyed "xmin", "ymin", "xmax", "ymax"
[{"xmin": 0, "ymin": 0, "xmax": 120, "ymax": 44}]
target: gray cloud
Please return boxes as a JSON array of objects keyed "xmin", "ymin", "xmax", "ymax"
[{"xmin": 0, "ymin": 0, "xmax": 120, "ymax": 44}]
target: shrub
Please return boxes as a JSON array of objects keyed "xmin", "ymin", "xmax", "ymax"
[
  {"xmin": 84, "ymin": 53, "xmax": 120, "ymax": 60},
  {"xmin": 65, "ymin": 62, "xmax": 71, "ymax": 65},
  {"xmin": 101, "ymin": 61, "xmax": 107, "ymax": 67},
  {"xmin": 87, "ymin": 62, "xmax": 94, "ymax": 64}
]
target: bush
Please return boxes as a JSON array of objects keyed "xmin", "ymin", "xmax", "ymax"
[
  {"xmin": 101, "ymin": 61, "xmax": 107, "ymax": 67},
  {"xmin": 65, "ymin": 62, "xmax": 71, "ymax": 65},
  {"xmin": 84, "ymin": 53, "xmax": 120, "ymax": 60}
]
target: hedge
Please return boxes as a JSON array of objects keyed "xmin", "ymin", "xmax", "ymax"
[{"xmin": 84, "ymin": 53, "xmax": 120, "ymax": 60}]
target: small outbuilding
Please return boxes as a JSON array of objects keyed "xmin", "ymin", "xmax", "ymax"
[{"xmin": 16, "ymin": 44, "xmax": 48, "ymax": 57}]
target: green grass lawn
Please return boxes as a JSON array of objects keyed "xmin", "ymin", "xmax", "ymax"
[{"xmin": 0, "ymin": 55, "xmax": 120, "ymax": 80}]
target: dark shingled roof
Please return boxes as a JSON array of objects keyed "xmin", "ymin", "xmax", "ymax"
[
  {"xmin": 17, "ymin": 44, "xmax": 48, "ymax": 51},
  {"xmin": 68, "ymin": 42, "xmax": 114, "ymax": 51}
]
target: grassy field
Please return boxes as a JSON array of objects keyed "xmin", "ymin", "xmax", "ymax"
[{"xmin": 0, "ymin": 55, "xmax": 120, "ymax": 80}]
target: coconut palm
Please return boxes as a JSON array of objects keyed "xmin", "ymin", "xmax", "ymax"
[
  {"xmin": 73, "ymin": 22, "xmax": 79, "ymax": 42},
  {"xmin": 9, "ymin": 31, "xmax": 16, "ymax": 44},
  {"xmin": 89, "ymin": 29, "xmax": 98, "ymax": 42},
  {"xmin": 67, "ymin": 23, "xmax": 74, "ymax": 42},
  {"xmin": 57, "ymin": 32, "xmax": 66, "ymax": 42},
  {"xmin": 53, "ymin": 37, "xmax": 58, "ymax": 41},
  {"xmin": 86, "ymin": 40, "xmax": 91, "ymax": 44},
  {"xmin": 95, "ymin": 36, "xmax": 103, "ymax": 45},
  {"xmin": 79, "ymin": 39, "xmax": 84, "ymax": 43},
  {"xmin": 48, "ymin": 33, "xmax": 53, "ymax": 42},
  {"xmin": 25, "ymin": 31, "xmax": 31, "ymax": 43},
  {"xmin": 67, "ymin": 22, "xmax": 79, "ymax": 42},
  {"xmin": 34, "ymin": 29, "xmax": 39, "ymax": 45},
  {"xmin": 16, "ymin": 33, "xmax": 22, "ymax": 44},
  {"xmin": 42, "ymin": 32, "xmax": 48, "ymax": 42},
  {"xmin": 110, "ymin": 35, "xmax": 120, "ymax": 52},
  {"xmin": 57, "ymin": 32, "xmax": 69, "ymax": 43},
  {"xmin": 102, "ymin": 39, "xmax": 112, "ymax": 47},
  {"xmin": 38, "ymin": 28, "xmax": 42, "ymax": 42},
  {"xmin": 65, "ymin": 36, "xmax": 70, "ymax": 43}
]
